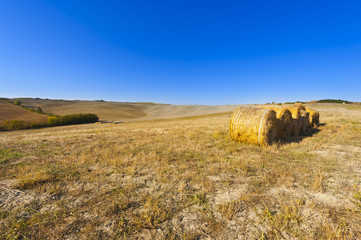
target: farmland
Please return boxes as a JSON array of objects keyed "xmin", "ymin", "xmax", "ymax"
[
  {"xmin": 0, "ymin": 100, "xmax": 48, "ymax": 125},
  {"xmin": 5, "ymin": 98, "xmax": 245, "ymax": 122},
  {"xmin": 0, "ymin": 103, "xmax": 361, "ymax": 239}
]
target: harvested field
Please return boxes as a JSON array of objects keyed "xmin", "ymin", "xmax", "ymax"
[
  {"xmin": 7, "ymin": 98, "xmax": 247, "ymax": 122},
  {"xmin": 0, "ymin": 103, "xmax": 360, "ymax": 239},
  {"xmin": 0, "ymin": 100, "xmax": 48, "ymax": 124}
]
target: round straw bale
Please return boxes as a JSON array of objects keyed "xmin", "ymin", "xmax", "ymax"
[
  {"xmin": 291, "ymin": 119, "xmax": 299, "ymax": 137},
  {"xmin": 305, "ymin": 107, "xmax": 320, "ymax": 127},
  {"xmin": 288, "ymin": 107, "xmax": 302, "ymax": 136},
  {"xmin": 294, "ymin": 103, "xmax": 306, "ymax": 111},
  {"xmin": 229, "ymin": 107, "xmax": 278, "ymax": 146},
  {"xmin": 260, "ymin": 107, "xmax": 292, "ymax": 139},
  {"xmin": 300, "ymin": 110, "xmax": 310, "ymax": 135},
  {"xmin": 288, "ymin": 106, "xmax": 301, "ymax": 119},
  {"xmin": 315, "ymin": 112, "xmax": 320, "ymax": 125}
]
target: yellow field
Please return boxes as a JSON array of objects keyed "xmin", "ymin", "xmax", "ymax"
[{"xmin": 0, "ymin": 103, "xmax": 360, "ymax": 239}]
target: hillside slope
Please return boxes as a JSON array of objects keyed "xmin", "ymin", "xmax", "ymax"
[
  {"xmin": 9, "ymin": 98, "xmax": 245, "ymax": 121},
  {"xmin": 0, "ymin": 100, "xmax": 48, "ymax": 124}
]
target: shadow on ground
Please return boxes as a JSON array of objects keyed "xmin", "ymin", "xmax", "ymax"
[{"xmin": 280, "ymin": 123, "xmax": 326, "ymax": 145}]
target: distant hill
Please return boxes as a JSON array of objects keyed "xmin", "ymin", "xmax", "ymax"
[
  {"xmin": 2, "ymin": 97, "xmax": 358, "ymax": 125},
  {"xmin": 4, "ymin": 98, "xmax": 245, "ymax": 121},
  {"xmin": 11, "ymin": 98, "xmax": 148, "ymax": 120},
  {"xmin": 317, "ymin": 99, "xmax": 351, "ymax": 104},
  {"xmin": 0, "ymin": 100, "xmax": 48, "ymax": 124},
  {"xmin": 284, "ymin": 99, "xmax": 353, "ymax": 104}
]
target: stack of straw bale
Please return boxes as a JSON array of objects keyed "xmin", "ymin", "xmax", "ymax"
[
  {"xmin": 294, "ymin": 104, "xmax": 320, "ymax": 128},
  {"xmin": 229, "ymin": 107, "xmax": 278, "ymax": 146},
  {"xmin": 288, "ymin": 106, "xmax": 302, "ymax": 136},
  {"xmin": 229, "ymin": 105, "xmax": 320, "ymax": 146},
  {"xmin": 305, "ymin": 107, "xmax": 320, "ymax": 127},
  {"xmin": 260, "ymin": 106, "xmax": 292, "ymax": 139},
  {"xmin": 295, "ymin": 104, "xmax": 306, "ymax": 111},
  {"xmin": 300, "ymin": 110, "xmax": 310, "ymax": 135}
]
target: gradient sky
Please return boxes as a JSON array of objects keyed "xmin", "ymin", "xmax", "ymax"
[{"xmin": 1, "ymin": 1, "xmax": 360, "ymax": 105}]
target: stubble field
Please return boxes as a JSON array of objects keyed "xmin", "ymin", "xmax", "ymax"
[{"xmin": 1, "ymin": 103, "xmax": 361, "ymax": 239}]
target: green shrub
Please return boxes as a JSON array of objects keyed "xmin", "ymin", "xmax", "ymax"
[
  {"xmin": 47, "ymin": 113, "xmax": 98, "ymax": 126},
  {"xmin": 0, "ymin": 113, "xmax": 98, "ymax": 131},
  {"xmin": 21, "ymin": 106, "xmax": 38, "ymax": 113},
  {"xmin": 2, "ymin": 120, "xmax": 30, "ymax": 130},
  {"xmin": 36, "ymin": 107, "xmax": 44, "ymax": 114},
  {"xmin": 14, "ymin": 101, "xmax": 22, "ymax": 106},
  {"xmin": 0, "ymin": 120, "xmax": 49, "ymax": 131}
]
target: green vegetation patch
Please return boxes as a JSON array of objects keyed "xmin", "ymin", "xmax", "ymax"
[
  {"xmin": 0, "ymin": 120, "xmax": 47, "ymax": 131},
  {"xmin": 317, "ymin": 99, "xmax": 352, "ymax": 104},
  {"xmin": 0, "ymin": 149, "xmax": 23, "ymax": 164},
  {"xmin": 48, "ymin": 113, "xmax": 98, "ymax": 126},
  {"xmin": 284, "ymin": 99, "xmax": 352, "ymax": 104},
  {"xmin": 0, "ymin": 113, "xmax": 99, "ymax": 131}
]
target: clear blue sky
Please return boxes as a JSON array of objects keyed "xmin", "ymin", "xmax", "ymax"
[{"xmin": 1, "ymin": 1, "xmax": 360, "ymax": 105}]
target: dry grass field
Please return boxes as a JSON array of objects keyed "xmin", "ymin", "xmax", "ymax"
[
  {"xmin": 0, "ymin": 103, "xmax": 360, "ymax": 239},
  {"xmin": 7, "ymin": 98, "xmax": 244, "ymax": 121},
  {"xmin": 0, "ymin": 101, "xmax": 48, "ymax": 125}
]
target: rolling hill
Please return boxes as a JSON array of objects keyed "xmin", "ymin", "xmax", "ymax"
[
  {"xmin": 0, "ymin": 100, "xmax": 48, "ymax": 124},
  {"xmin": 5, "ymin": 98, "xmax": 245, "ymax": 121}
]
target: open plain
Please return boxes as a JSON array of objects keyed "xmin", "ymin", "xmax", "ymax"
[{"xmin": 0, "ymin": 103, "xmax": 361, "ymax": 239}]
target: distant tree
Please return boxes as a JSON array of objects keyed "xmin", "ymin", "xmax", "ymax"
[
  {"xmin": 36, "ymin": 107, "xmax": 44, "ymax": 114},
  {"xmin": 317, "ymin": 99, "xmax": 351, "ymax": 104},
  {"xmin": 14, "ymin": 101, "xmax": 22, "ymax": 106}
]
